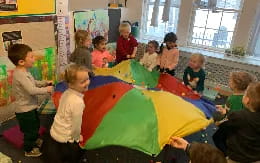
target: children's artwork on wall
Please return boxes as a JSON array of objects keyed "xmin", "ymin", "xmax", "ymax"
[
  {"xmin": 74, "ymin": 10, "xmax": 109, "ymax": 40},
  {"xmin": 0, "ymin": 21, "xmax": 56, "ymax": 56},
  {"xmin": 0, "ymin": 47, "xmax": 57, "ymax": 107},
  {"xmin": 2, "ymin": 31, "xmax": 22, "ymax": 51},
  {"xmin": 0, "ymin": 0, "xmax": 17, "ymax": 11}
]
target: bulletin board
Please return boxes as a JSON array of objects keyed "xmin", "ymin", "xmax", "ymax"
[
  {"xmin": 0, "ymin": 21, "xmax": 56, "ymax": 56},
  {"xmin": 0, "ymin": 0, "xmax": 55, "ymax": 17}
]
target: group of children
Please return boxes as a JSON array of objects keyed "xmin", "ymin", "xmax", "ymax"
[{"xmin": 6, "ymin": 20, "xmax": 260, "ymax": 163}]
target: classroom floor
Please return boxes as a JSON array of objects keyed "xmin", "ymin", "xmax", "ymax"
[{"xmin": 0, "ymin": 95, "xmax": 227, "ymax": 163}]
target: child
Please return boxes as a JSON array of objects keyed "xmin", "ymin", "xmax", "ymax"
[
  {"xmin": 116, "ymin": 22, "xmax": 138, "ymax": 63},
  {"xmin": 70, "ymin": 30, "xmax": 93, "ymax": 71},
  {"xmin": 216, "ymin": 71, "xmax": 255, "ymax": 116},
  {"xmin": 7, "ymin": 44, "xmax": 53, "ymax": 157},
  {"xmin": 183, "ymin": 53, "xmax": 206, "ymax": 93},
  {"xmin": 91, "ymin": 35, "xmax": 115, "ymax": 68},
  {"xmin": 139, "ymin": 40, "xmax": 159, "ymax": 71},
  {"xmin": 169, "ymin": 137, "xmax": 227, "ymax": 163},
  {"xmin": 46, "ymin": 64, "xmax": 90, "ymax": 163},
  {"xmin": 157, "ymin": 32, "xmax": 179, "ymax": 76},
  {"xmin": 215, "ymin": 82, "xmax": 260, "ymax": 162}
]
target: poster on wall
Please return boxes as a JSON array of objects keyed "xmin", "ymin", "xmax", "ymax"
[
  {"xmin": 2, "ymin": 31, "xmax": 22, "ymax": 52},
  {"xmin": 74, "ymin": 10, "xmax": 109, "ymax": 40},
  {"xmin": 0, "ymin": 0, "xmax": 17, "ymax": 11}
]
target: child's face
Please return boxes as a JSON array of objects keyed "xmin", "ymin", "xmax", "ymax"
[
  {"xmin": 71, "ymin": 71, "xmax": 90, "ymax": 93},
  {"xmin": 96, "ymin": 40, "xmax": 107, "ymax": 52},
  {"xmin": 147, "ymin": 43, "xmax": 156, "ymax": 54},
  {"xmin": 189, "ymin": 57, "xmax": 202, "ymax": 70},
  {"xmin": 18, "ymin": 51, "xmax": 35, "ymax": 68},
  {"xmin": 121, "ymin": 29, "xmax": 130, "ymax": 39},
  {"xmin": 166, "ymin": 41, "xmax": 176, "ymax": 49},
  {"xmin": 84, "ymin": 38, "xmax": 92, "ymax": 48}
]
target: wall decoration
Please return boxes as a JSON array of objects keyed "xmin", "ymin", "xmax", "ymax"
[
  {"xmin": 0, "ymin": 0, "xmax": 17, "ymax": 12},
  {"xmin": 0, "ymin": 0, "xmax": 55, "ymax": 17},
  {"xmin": 74, "ymin": 10, "xmax": 109, "ymax": 40},
  {"xmin": 2, "ymin": 30, "xmax": 22, "ymax": 51}
]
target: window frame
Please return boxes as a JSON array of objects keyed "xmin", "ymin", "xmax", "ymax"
[
  {"xmin": 141, "ymin": 0, "xmax": 181, "ymax": 42},
  {"xmin": 187, "ymin": 0, "xmax": 243, "ymax": 52}
]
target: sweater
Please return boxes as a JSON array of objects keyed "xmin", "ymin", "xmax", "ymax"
[
  {"xmin": 116, "ymin": 35, "xmax": 138, "ymax": 63},
  {"xmin": 183, "ymin": 66, "xmax": 205, "ymax": 92},
  {"xmin": 157, "ymin": 47, "xmax": 179, "ymax": 70},
  {"xmin": 70, "ymin": 47, "xmax": 92, "ymax": 70},
  {"xmin": 12, "ymin": 69, "xmax": 48, "ymax": 113},
  {"xmin": 139, "ymin": 52, "xmax": 158, "ymax": 71},
  {"xmin": 50, "ymin": 88, "xmax": 85, "ymax": 143},
  {"xmin": 91, "ymin": 49, "xmax": 115, "ymax": 68}
]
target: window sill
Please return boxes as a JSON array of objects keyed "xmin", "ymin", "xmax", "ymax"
[{"xmin": 179, "ymin": 46, "xmax": 260, "ymax": 67}]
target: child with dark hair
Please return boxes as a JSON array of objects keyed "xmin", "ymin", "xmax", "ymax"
[
  {"xmin": 139, "ymin": 40, "xmax": 159, "ymax": 71},
  {"xmin": 169, "ymin": 137, "xmax": 227, "ymax": 163},
  {"xmin": 214, "ymin": 82, "xmax": 260, "ymax": 163},
  {"xmin": 8, "ymin": 44, "xmax": 53, "ymax": 157},
  {"xmin": 91, "ymin": 35, "xmax": 115, "ymax": 68},
  {"xmin": 157, "ymin": 32, "xmax": 179, "ymax": 76}
]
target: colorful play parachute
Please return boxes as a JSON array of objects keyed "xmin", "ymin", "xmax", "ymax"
[
  {"xmin": 80, "ymin": 82, "xmax": 212, "ymax": 155},
  {"xmin": 52, "ymin": 60, "xmax": 216, "ymax": 155}
]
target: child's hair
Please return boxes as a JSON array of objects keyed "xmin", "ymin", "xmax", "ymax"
[
  {"xmin": 164, "ymin": 32, "xmax": 178, "ymax": 43},
  {"xmin": 119, "ymin": 22, "xmax": 131, "ymax": 33},
  {"xmin": 159, "ymin": 32, "xmax": 178, "ymax": 53},
  {"xmin": 8, "ymin": 44, "xmax": 32, "ymax": 65},
  {"xmin": 64, "ymin": 64, "xmax": 89, "ymax": 84},
  {"xmin": 148, "ymin": 40, "xmax": 159, "ymax": 51},
  {"xmin": 190, "ymin": 53, "xmax": 205, "ymax": 65},
  {"xmin": 75, "ymin": 30, "xmax": 91, "ymax": 47},
  {"xmin": 189, "ymin": 142, "xmax": 227, "ymax": 163},
  {"xmin": 230, "ymin": 71, "xmax": 256, "ymax": 91},
  {"xmin": 92, "ymin": 36, "xmax": 106, "ymax": 48},
  {"xmin": 245, "ymin": 82, "xmax": 260, "ymax": 112}
]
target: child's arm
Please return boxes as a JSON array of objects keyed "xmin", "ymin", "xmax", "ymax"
[
  {"xmin": 71, "ymin": 102, "xmax": 85, "ymax": 141},
  {"xmin": 148, "ymin": 55, "xmax": 158, "ymax": 71},
  {"xmin": 131, "ymin": 47, "xmax": 137, "ymax": 58},
  {"xmin": 183, "ymin": 68, "xmax": 189, "ymax": 86},
  {"xmin": 196, "ymin": 71, "xmax": 206, "ymax": 92},
  {"xmin": 17, "ymin": 75, "xmax": 52, "ymax": 95},
  {"xmin": 168, "ymin": 49, "xmax": 179, "ymax": 70},
  {"xmin": 34, "ymin": 80, "xmax": 49, "ymax": 87}
]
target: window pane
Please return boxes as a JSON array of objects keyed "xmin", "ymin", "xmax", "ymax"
[
  {"xmin": 204, "ymin": 28, "xmax": 218, "ymax": 40},
  {"xmin": 206, "ymin": 11, "xmax": 222, "ymax": 29},
  {"xmin": 224, "ymin": 0, "xmax": 241, "ymax": 10},
  {"xmin": 192, "ymin": 27, "xmax": 205, "ymax": 39},
  {"xmin": 194, "ymin": 10, "xmax": 208, "ymax": 27},
  {"xmin": 220, "ymin": 12, "xmax": 238, "ymax": 31}
]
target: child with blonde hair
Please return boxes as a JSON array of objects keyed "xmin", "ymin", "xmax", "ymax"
[
  {"xmin": 70, "ymin": 30, "xmax": 93, "ymax": 71},
  {"xmin": 116, "ymin": 22, "xmax": 138, "ymax": 63},
  {"xmin": 157, "ymin": 32, "xmax": 179, "ymax": 76},
  {"xmin": 183, "ymin": 53, "xmax": 206, "ymax": 93},
  {"xmin": 44, "ymin": 64, "xmax": 90, "ymax": 163},
  {"xmin": 140, "ymin": 40, "xmax": 159, "ymax": 71}
]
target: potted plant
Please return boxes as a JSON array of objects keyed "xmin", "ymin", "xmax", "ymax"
[{"xmin": 225, "ymin": 46, "xmax": 246, "ymax": 58}]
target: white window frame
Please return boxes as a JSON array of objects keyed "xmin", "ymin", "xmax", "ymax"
[
  {"xmin": 188, "ymin": 0, "xmax": 243, "ymax": 52},
  {"xmin": 141, "ymin": 0, "xmax": 181, "ymax": 42}
]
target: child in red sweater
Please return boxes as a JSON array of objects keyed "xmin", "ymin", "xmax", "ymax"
[{"xmin": 116, "ymin": 22, "xmax": 138, "ymax": 64}]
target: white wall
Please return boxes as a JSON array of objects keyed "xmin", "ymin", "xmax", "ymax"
[{"xmin": 69, "ymin": 0, "xmax": 107, "ymax": 11}]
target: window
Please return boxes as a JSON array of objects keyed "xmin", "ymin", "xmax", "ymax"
[
  {"xmin": 141, "ymin": 0, "xmax": 180, "ymax": 41},
  {"xmin": 189, "ymin": 0, "xmax": 243, "ymax": 50}
]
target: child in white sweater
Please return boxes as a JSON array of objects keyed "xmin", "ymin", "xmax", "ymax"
[
  {"xmin": 140, "ymin": 40, "xmax": 159, "ymax": 71},
  {"xmin": 45, "ymin": 64, "xmax": 90, "ymax": 163}
]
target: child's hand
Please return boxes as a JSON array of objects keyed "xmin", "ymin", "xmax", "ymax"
[
  {"xmin": 130, "ymin": 54, "xmax": 135, "ymax": 58},
  {"xmin": 46, "ymin": 86, "xmax": 53, "ymax": 93},
  {"xmin": 79, "ymin": 135, "xmax": 83, "ymax": 142},
  {"xmin": 126, "ymin": 55, "xmax": 131, "ymax": 58},
  {"xmin": 168, "ymin": 137, "xmax": 189, "ymax": 150}
]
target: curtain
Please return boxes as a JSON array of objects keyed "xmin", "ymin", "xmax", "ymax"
[
  {"xmin": 150, "ymin": 0, "xmax": 160, "ymax": 27},
  {"xmin": 162, "ymin": 0, "xmax": 172, "ymax": 22},
  {"xmin": 248, "ymin": 1, "xmax": 260, "ymax": 56}
]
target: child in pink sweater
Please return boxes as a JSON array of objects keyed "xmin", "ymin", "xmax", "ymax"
[
  {"xmin": 91, "ymin": 36, "xmax": 115, "ymax": 68},
  {"xmin": 157, "ymin": 32, "xmax": 179, "ymax": 76}
]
